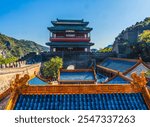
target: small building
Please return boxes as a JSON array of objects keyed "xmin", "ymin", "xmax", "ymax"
[{"xmin": 46, "ymin": 19, "xmax": 94, "ymax": 52}]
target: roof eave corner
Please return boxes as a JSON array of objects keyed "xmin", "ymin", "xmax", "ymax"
[
  {"xmin": 51, "ymin": 21, "xmax": 56, "ymax": 26},
  {"xmin": 47, "ymin": 27, "xmax": 50, "ymax": 31},
  {"xmin": 47, "ymin": 27, "xmax": 53, "ymax": 32}
]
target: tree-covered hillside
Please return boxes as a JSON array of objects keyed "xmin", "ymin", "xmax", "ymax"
[
  {"xmin": 0, "ymin": 33, "xmax": 49, "ymax": 58},
  {"xmin": 112, "ymin": 17, "xmax": 150, "ymax": 60}
]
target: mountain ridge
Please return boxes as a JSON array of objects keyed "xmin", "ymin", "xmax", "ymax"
[{"xmin": 0, "ymin": 33, "xmax": 49, "ymax": 58}]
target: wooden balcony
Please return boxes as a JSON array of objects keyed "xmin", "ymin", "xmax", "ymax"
[{"xmin": 50, "ymin": 37, "xmax": 90, "ymax": 42}]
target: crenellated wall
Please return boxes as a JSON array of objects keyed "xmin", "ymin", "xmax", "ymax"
[{"xmin": 0, "ymin": 61, "xmax": 26, "ymax": 69}]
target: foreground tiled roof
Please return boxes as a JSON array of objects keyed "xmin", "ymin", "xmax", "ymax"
[
  {"xmin": 100, "ymin": 58, "xmax": 137, "ymax": 72},
  {"xmin": 14, "ymin": 93, "xmax": 148, "ymax": 110}
]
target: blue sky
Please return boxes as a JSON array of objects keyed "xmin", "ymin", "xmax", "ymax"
[{"xmin": 0, "ymin": 0, "xmax": 150, "ymax": 49}]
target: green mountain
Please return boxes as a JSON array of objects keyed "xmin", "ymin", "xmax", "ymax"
[
  {"xmin": 0, "ymin": 33, "xmax": 49, "ymax": 58},
  {"xmin": 112, "ymin": 17, "xmax": 150, "ymax": 56}
]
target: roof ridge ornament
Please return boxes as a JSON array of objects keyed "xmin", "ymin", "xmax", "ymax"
[
  {"xmin": 10, "ymin": 74, "xmax": 30, "ymax": 93},
  {"xmin": 139, "ymin": 57, "xmax": 143, "ymax": 62},
  {"xmin": 131, "ymin": 71, "xmax": 147, "ymax": 88}
]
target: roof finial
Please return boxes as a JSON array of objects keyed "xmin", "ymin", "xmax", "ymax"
[{"xmin": 139, "ymin": 57, "xmax": 143, "ymax": 62}]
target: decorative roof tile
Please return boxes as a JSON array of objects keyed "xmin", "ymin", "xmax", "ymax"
[
  {"xmin": 48, "ymin": 26, "xmax": 92, "ymax": 31},
  {"xmin": 14, "ymin": 93, "xmax": 148, "ymax": 110},
  {"xmin": 51, "ymin": 19, "xmax": 89, "ymax": 26}
]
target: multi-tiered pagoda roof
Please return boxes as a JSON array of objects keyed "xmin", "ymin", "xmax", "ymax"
[{"xmin": 46, "ymin": 19, "xmax": 94, "ymax": 52}]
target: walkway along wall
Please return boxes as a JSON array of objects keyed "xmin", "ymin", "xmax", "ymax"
[{"xmin": 0, "ymin": 63, "xmax": 41, "ymax": 99}]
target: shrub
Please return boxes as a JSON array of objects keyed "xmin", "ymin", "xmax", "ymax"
[{"xmin": 41, "ymin": 56, "xmax": 63, "ymax": 79}]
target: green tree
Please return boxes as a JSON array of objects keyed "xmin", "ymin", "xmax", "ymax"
[
  {"xmin": 138, "ymin": 30, "xmax": 150, "ymax": 56},
  {"xmin": 0, "ymin": 56, "xmax": 18, "ymax": 65},
  {"xmin": 0, "ymin": 55, "xmax": 4, "ymax": 65},
  {"xmin": 99, "ymin": 47, "xmax": 112, "ymax": 53},
  {"xmin": 42, "ymin": 56, "xmax": 63, "ymax": 79},
  {"xmin": 138, "ymin": 30, "xmax": 150, "ymax": 43},
  {"xmin": 145, "ymin": 70, "xmax": 150, "ymax": 77}
]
